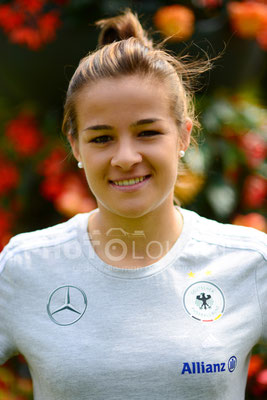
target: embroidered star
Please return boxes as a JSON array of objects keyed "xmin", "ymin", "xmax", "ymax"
[
  {"xmin": 188, "ymin": 271, "xmax": 195, "ymax": 278},
  {"xmin": 205, "ymin": 270, "xmax": 212, "ymax": 276}
]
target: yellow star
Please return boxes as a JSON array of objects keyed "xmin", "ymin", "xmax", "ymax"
[
  {"xmin": 205, "ymin": 270, "xmax": 212, "ymax": 276},
  {"xmin": 188, "ymin": 271, "xmax": 195, "ymax": 278}
]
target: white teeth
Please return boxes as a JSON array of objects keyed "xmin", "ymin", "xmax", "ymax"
[{"xmin": 113, "ymin": 176, "xmax": 147, "ymax": 186}]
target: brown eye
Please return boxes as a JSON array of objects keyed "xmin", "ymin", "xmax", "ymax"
[
  {"xmin": 139, "ymin": 131, "xmax": 161, "ymax": 137},
  {"xmin": 90, "ymin": 135, "xmax": 112, "ymax": 144}
]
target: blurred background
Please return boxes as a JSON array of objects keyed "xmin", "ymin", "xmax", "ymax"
[{"xmin": 0, "ymin": 0, "xmax": 266, "ymax": 399}]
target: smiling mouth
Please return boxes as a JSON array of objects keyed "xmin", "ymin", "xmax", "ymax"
[{"xmin": 110, "ymin": 175, "xmax": 151, "ymax": 186}]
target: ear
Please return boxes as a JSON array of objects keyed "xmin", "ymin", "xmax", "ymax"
[
  {"xmin": 68, "ymin": 133, "xmax": 81, "ymax": 163},
  {"xmin": 181, "ymin": 118, "xmax": 193, "ymax": 151}
]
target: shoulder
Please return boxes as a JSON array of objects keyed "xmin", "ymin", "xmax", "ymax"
[
  {"xmin": 0, "ymin": 213, "xmax": 88, "ymax": 275},
  {"xmin": 181, "ymin": 208, "xmax": 267, "ymax": 261}
]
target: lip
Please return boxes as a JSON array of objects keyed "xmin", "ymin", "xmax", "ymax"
[{"xmin": 109, "ymin": 175, "xmax": 151, "ymax": 192}]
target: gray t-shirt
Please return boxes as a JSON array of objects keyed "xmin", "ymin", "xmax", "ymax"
[{"xmin": 0, "ymin": 207, "xmax": 266, "ymax": 400}]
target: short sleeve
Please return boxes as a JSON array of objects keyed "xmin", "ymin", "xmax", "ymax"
[
  {"xmin": 0, "ymin": 243, "xmax": 19, "ymax": 364},
  {"xmin": 256, "ymin": 256, "xmax": 267, "ymax": 345}
]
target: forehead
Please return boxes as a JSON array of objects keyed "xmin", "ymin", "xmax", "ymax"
[{"xmin": 75, "ymin": 75, "xmax": 173, "ymax": 125}]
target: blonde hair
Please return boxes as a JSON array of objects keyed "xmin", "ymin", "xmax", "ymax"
[
  {"xmin": 62, "ymin": 8, "xmax": 210, "ymax": 141},
  {"xmin": 62, "ymin": 8, "xmax": 212, "ymax": 203}
]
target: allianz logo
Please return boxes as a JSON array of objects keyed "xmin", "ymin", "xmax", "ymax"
[{"xmin": 181, "ymin": 356, "xmax": 237, "ymax": 375}]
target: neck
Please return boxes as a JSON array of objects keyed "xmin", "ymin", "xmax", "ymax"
[{"xmin": 87, "ymin": 200, "xmax": 183, "ymax": 269}]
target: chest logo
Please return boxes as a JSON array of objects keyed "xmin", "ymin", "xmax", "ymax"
[
  {"xmin": 181, "ymin": 356, "xmax": 237, "ymax": 375},
  {"xmin": 183, "ymin": 281, "xmax": 225, "ymax": 322},
  {"xmin": 47, "ymin": 285, "xmax": 87, "ymax": 326}
]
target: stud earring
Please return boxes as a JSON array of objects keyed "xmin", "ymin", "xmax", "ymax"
[
  {"xmin": 77, "ymin": 161, "xmax": 83, "ymax": 169},
  {"xmin": 179, "ymin": 150, "xmax": 185, "ymax": 158}
]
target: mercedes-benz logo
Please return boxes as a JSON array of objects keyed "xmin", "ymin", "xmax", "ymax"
[{"xmin": 47, "ymin": 285, "xmax": 87, "ymax": 326}]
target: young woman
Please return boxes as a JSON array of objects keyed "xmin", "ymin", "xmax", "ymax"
[{"xmin": 0, "ymin": 9, "xmax": 266, "ymax": 400}]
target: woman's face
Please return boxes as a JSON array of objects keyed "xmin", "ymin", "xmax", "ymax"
[{"xmin": 69, "ymin": 75, "xmax": 191, "ymax": 219}]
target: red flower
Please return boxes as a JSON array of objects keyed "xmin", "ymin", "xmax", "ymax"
[
  {"xmin": 256, "ymin": 368, "xmax": 267, "ymax": 387},
  {"xmin": 15, "ymin": 0, "xmax": 44, "ymax": 14},
  {"xmin": 248, "ymin": 354, "xmax": 265, "ymax": 378},
  {"xmin": 0, "ymin": 210, "xmax": 13, "ymax": 234},
  {"xmin": 0, "ymin": 157, "xmax": 19, "ymax": 195},
  {"xmin": 257, "ymin": 26, "xmax": 267, "ymax": 50},
  {"xmin": 0, "ymin": 0, "xmax": 62, "ymax": 50},
  {"xmin": 0, "ymin": 209, "xmax": 13, "ymax": 251},
  {"xmin": 38, "ymin": 148, "xmax": 67, "ymax": 177},
  {"xmin": 8, "ymin": 11, "xmax": 61, "ymax": 50},
  {"xmin": 228, "ymin": 1, "xmax": 267, "ymax": 44},
  {"xmin": 54, "ymin": 173, "xmax": 96, "ymax": 217},
  {"xmin": 154, "ymin": 5, "xmax": 195, "ymax": 42},
  {"xmin": 238, "ymin": 131, "xmax": 267, "ymax": 168},
  {"xmin": 40, "ymin": 170, "xmax": 96, "ymax": 216},
  {"xmin": 9, "ymin": 26, "xmax": 42, "ymax": 50},
  {"xmin": 242, "ymin": 174, "xmax": 267, "ymax": 208},
  {"xmin": 5, "ymin": 113, "xmax": 44, "ymax": 156},
  {"xmin": 0, "ymin": 232, "xmax": 13, "ymax": 252},
  {"xmin": 38, "ymin": 11, "xmax": 61, "ymax": 42},
  {"xmin": 40, "ymin": 173, "xmax": 65, "ymax": 201},
  {"xmin": 232, "ymin": 213, "xmax": 266, "ymax": 232},
  {"xmin": 0, "ymin": 5, "xmax": 25, "ymax": 33}
]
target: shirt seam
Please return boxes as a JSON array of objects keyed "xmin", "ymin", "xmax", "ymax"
[
  {"xmin": 87, "ymin": 255, "xmax": 176, "ymax": 280},
  {"xmin": 255, "ymin": 259, "xmax": 264, "ymax": 342},
  {"xmin": 191, "ymin": 236, "xmax": 266, "ymax": 261},
  {"xmin": 0, "ymin": 235, "xmax": 78, "ymax": 276}
]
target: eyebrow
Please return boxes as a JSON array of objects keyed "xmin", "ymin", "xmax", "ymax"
[{"xmin": 83, "ymin": 118, "xmax": 163, "ymax": 132}]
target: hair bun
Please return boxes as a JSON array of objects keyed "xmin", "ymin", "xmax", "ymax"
[{"xmin": 95, "ymin": 8, "xmax": 153, "ymax": 49}]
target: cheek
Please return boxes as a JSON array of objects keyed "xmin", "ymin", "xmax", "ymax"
[
  {"xmin": 152, "ymin": 148, "xmax": 179, "ymax": 183},
  {"xmin": 81, "ymin": 148, "xmax": 106, "ymax": 173},
  {"xmin": 82, "ymin": 171, "xmax": 103, "ymax": 201},
  {"xmin": 83, "ymin": 166, "xmax": 102, "ymax": 187},
  {"xmin": 156, "ymin": 138, "xmax": 179, "ymax": 164},
  {"xmin": 82, "ymin": 150, "xmax": 113, "ymax": 194}
]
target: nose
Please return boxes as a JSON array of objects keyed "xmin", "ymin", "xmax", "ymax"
[{"xmin": 110, "ymin": 139, "xmax": 142, "ymax": 170}]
